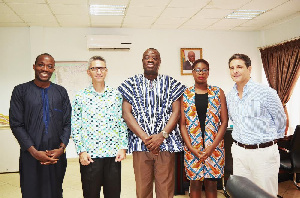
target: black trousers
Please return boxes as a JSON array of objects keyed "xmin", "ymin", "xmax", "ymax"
[{"xmin": 80, "ymin": 157, "xmax": 121, "ymax": 198}]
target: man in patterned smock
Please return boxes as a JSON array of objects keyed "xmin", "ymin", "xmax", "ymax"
[
  {"xmin": 226, "ymin": 53, "xmax": 286, "ymax": 196},
  {"xmin": 71, "ymin": 56, "xmax": 128, "ymax": 198},
  {"xmin": 118, "ymin": 48, "xmax": 186, "ymax": 198}
]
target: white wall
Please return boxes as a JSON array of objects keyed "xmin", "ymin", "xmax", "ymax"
[{"xmin": 0, "ymin": 27, "xmax": 31, "ymax": 115}]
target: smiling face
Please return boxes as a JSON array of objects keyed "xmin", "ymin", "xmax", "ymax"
[
  {"xmin": 87, "ymin": 60, "xmax": 107, "ymax": 83},
  {"xmin": 33, "ymin": 55, "xmax": 55, "ymax": 83},
  {"xmin": 142, "ymin": 49, "xmax": 161, "ymax": 76},
  {"xmin": 229, "ymin": 58, "xmax": 251, "ymax": 86},
  {"xmin": 193, "ymin": 62, "xmax": 209, "ymax": 85}
]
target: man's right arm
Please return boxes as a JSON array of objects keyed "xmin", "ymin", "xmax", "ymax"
[
  {"xmin": 9, "ymin": 86, "xmax": 35, "ymax": 151},
  {"xmin": 71, "ymin": 94, "xmax": 86, "ymax": 154},
  {"xmin": 122, "ymin": 99, "xmax": 149, "ymax": 143}
]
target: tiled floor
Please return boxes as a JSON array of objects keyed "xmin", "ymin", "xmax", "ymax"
[{"xmin": 0, "ymin": 155, "xmax": 300, "ymax": 198}]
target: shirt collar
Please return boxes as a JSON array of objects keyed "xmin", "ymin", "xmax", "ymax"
[
  {"xmin": 233, "ymin": 78, "xmax": 253, "ymax": 96},
  {"xmin": 142, "ymin": 74, "xmax": 159, "ymax": 82},
  {"xmin": 85, "ymin": 83, "xmax": 109, "ymax": 95}
]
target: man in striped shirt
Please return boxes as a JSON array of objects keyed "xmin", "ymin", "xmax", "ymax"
[
  {"xmin": 118, "ymin": 48, "xmax": 186, "ymax": 198},
  {"xmin": 226, "ymin": 53, "xmax": 286, "ymax": 196}
]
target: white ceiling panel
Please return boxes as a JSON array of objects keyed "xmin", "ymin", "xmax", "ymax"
[
  {"xmin": 20, "ymin": 14, "xmax": 57, "ymax": 23},
  {"xmin": 50, "ymin": 4, "xmax": 88, "ymax": 15},
  {"xmin": 91, "ymin": 15, "xmax": 123, "ymax": 24},
  {"xmin": 210, "ymin": 18, "xmax": 246, "ymax": 27},
  {"xmin": 126, "ymin": 6, "xmax": 165, "ymax": 17},
  {"xmin": 122, "ymin": 24, "xmax": 151, "ymax": 29},
  {"xmin": 89, "ymin": 0, "xmax": 130, "ymax": 6},
  {"xmin": 272, "ymin": 0, "xmax": 300, "ymax": 11},
  {"xmin": 242, "ymin": 18, "xmax": 271, "ymax": 27},
  {"xmin": 0, "ymin": 14, "xmax": 23, "ymax": 22},
  {"xmin": 159, "ymin": 7, "xmax": 198, "ymax": 18},
  {"xmin": 91, "ymin": 23, "xmax": 121, "ymax": 28},
  {"xmin": 193, "ymin": 8, "xmax": 234, "ymax": 19},
  {"xmin": 151, "ymin": 23, "xmax": 180, "ymax": 29},
  {"xmin": 58, "ymin": 22, "xmax": 88, "ymax": 27},
  {"xmin": 56, "ymin": 15, "xmax": 89, "ymax": 24},
  {"xmin": 0, "ymin": 3, "xmax": 15, "ymax": 14},
  {"xmin": 154, "ymin": 16, "xmax": 187, "ymax": 26},
  {"xmin": 241, "ymin": 0, "xmax": 288, "ymax": 11},
  {"xmin": 206, "ymin": 0, "xmax": 250, "ymax": 10},
  {"xmin": 129, "ymin": 0, "xmax": 169, "ymax": 7},
  {"xmin": 0, "ymin": 22, "xmax": 27, "ymax": 26},
  {"xmin": 179, "ymin": 25, "xmax": 210, "ymax": 30},
  {"xmin": 8, "ymin": 3, "xmax": 52, "ymax": 15},
  {"xmin": 48, "ymin": 0, "xmax": 87, "ymax": 4},
  {"xmin": 4, "ymin": 0, "xmax": 45, "ymax": 3},
  {"xmin": 168, "ymin": 0, "xmax": 210, "ymax": 8},
  {"xmin": 182, "ymin": 18, "xmax": 220, "ymax": 27},
  {"xmin": 123, "ymin": 16, "xmax": 155, "ymax": 24},
  {"xmin": 256, "ymin": 9, "xmax": 296, "ymax": 23}
]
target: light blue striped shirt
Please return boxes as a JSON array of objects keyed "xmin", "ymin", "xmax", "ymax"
[{"xmin": 226, "ymin": 79, "xmax": 286, "ymax": 145}]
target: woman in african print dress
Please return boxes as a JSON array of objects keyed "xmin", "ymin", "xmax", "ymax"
[{"xmin": 180, "ymin": 59, "xmax": 228, "ymax": 198}]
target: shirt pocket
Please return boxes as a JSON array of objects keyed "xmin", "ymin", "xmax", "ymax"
[{"xmin": 244, "ymin": 99, "xmax": 263, "ymax": 118}]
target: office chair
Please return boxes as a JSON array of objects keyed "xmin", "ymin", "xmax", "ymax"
[
  {"xmin": 279, "ymin": 125, "xmax": 300, "ymax": 189},
  {"xmin": 225, "ymin": 175, "xmax": 276, "ymax": 198}
]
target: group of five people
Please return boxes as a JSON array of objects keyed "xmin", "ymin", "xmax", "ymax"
[{"xmin": 9, "ymin": 48, "xmax": 286, "ymax": 198}]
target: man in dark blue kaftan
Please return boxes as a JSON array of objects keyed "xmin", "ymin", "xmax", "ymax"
[{"xmin": 9, "ymin": 53, "xmax": 71, "ymax": 198}]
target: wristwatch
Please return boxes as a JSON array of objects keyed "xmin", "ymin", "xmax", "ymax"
[{"xmin": 162, "ymin": 130, "xmax": 169, "ymax": 139}]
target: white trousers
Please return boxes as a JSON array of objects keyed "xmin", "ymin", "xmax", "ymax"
[{"xmin": 231, "ymin": 143, "xmax": 280, "ymax": 197}]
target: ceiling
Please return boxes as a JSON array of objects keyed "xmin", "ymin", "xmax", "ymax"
[{"xmin": 0, "ymin": 0, "xmax": 299, "ymax": 31}]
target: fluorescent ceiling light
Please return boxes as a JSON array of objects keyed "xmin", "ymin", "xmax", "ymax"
[
  {"xmin": 225, "ymin": 10, "xmax": 265, "ymax": 19},
  {"xmin": 90, "ymin": 5, "xmax": 126, "ymax": 16}
]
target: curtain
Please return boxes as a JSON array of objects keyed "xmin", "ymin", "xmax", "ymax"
[{"xmin": 260, "ymin": 38, "xmax": 300, "ymax": 134}]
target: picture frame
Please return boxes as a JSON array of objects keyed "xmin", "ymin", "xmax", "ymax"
[
  {"xmin": 50, "ymin": 61, "xmax": 89, "ymax": 102},
  {"xmin": 180, "ymin": 48, "xmax": 202, "ymax": 75}
]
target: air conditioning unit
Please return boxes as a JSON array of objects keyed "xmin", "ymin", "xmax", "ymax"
[{"xmin": 87, "ymin": 35, "xmax": 132, "ymax": 50}]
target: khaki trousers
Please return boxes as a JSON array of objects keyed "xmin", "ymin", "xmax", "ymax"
[{"xmin": 133, "ymin": 151, "xmax": 175, "ymax": 198}]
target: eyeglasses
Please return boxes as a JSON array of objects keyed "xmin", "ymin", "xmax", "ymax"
[
  {"xmin": 89, "ymin": 67, "xmax": 107, "ymax": 72},
  {"xmin": 192, "ymin": 68, "xmax": 209, "ymax": 74}
]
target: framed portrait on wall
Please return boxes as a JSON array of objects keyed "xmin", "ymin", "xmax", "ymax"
[{"xmin": 180, "ymin": 48, "xmax": 202, "ymax": 75}]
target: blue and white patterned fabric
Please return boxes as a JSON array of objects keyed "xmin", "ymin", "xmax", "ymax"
[
  {"xmin": 71, "ymin": 84, "xmax": 128, "ymax": 158},
  {"xmin": 118, "ymin": 74, "xmax": 186, "ymax": 153},
  {"xmin": 226, "ymin": 79, "xmax": 286, "ymax": 145}
]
